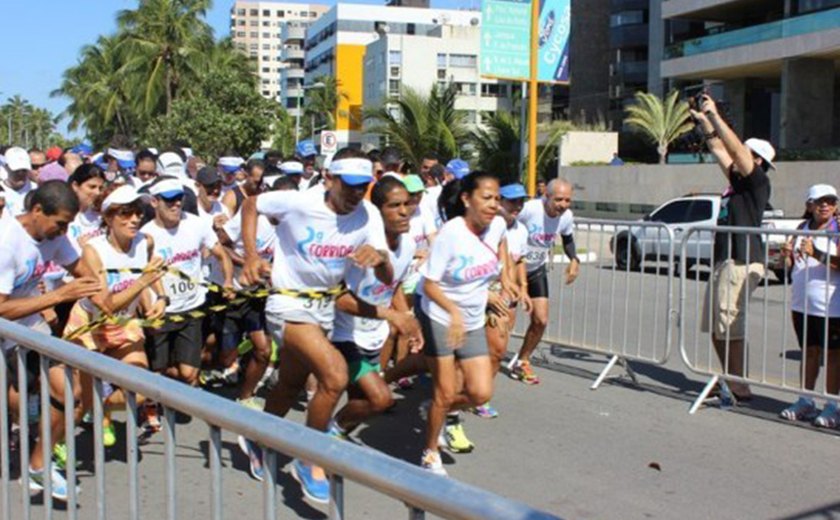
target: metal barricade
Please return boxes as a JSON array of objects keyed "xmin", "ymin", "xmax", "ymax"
[
  {"xmin": 510, "ymin": 218, "xmax": 676, "ymax": 389},
  {"xmin": 0, "ymin": 319, "xmax": 558, "ymax": 520},
  {"xmin": 678, "ymin": 224, "xmax": 840, "ymax": 414}
]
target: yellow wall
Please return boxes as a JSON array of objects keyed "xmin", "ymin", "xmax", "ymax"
[{"xmin": 335, "ymin": 44, "xmax": 365, "ymax": 132}]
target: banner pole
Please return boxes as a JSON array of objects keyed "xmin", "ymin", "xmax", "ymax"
[{"xmin": 527, "ymin": 0, "xmax": 539, "ymax": 196}]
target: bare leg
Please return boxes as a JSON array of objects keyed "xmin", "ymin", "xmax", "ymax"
[
  {"xmin": 425, "ymin": 355, "xmax": 457, "ymax": 452},
  {"xmin": 334, "ymin": 373, "xmax": 393, "ymax": 432},
  {"xmin": 517, "ymin": 298, "xmax": 548, "ymax": 361},
  {"xmin": 239, "ymin": 330, "xmax": 271, "ymax": 400},
  {"xmin": 264, "ymin": 346, "xmax": 310, "ymax": 417}
]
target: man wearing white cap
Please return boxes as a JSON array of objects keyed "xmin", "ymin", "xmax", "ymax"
[
  {"xmin": 2, "ymin": 146, "xmax": 37, "ymax": 217},
  {"xmin": 217, "ymin": 156, "xmax": 244, "ymax": 199},
  {"xmin": 690, "ymin": 94, "xmax": 775, "ymax": 403},
  {"xmin": 140, "ymin": 176, "xmax": 234, "ymax": 393},
  {"xmin": 239, "ymin": 148, "xmax": 393, "ymax": 502}
]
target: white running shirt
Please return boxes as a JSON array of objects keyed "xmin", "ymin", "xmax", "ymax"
[
  {"xmin": 80, "ymin": 234, "xmax": 149, "ymax": 319},
  {"xmin": 791, "ymin": 227, "xmax": 840, "ymax": 317},
  {"xmin": 518, "ymin": 198, "xmax": 574, "ymax": 272}
]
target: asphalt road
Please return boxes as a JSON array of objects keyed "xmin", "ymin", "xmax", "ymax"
[{"xmin": 6, "ymin": 252, "xmax": 840, "ymax": 520}]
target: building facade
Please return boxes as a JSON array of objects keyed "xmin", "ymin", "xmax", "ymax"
[
  {"xmin": 229, "ymin": 1, "xmax": 327, "ymax": 102},
  {"xmin": 303, "ymin": 4, "xmax": 488, "ymax": 146},
  {"xmin": 362, "ymin": 24, "xmax": 515, "ymax": 148},
  {"xmin": 657, "ymin": 0, "xmax": 840, "ymax": 149}
]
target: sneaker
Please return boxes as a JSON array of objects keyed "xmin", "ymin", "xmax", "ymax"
[
  {"xmin": 103, "ymin": 421, "xmax": 117, "ymax": 448},
  {"xmin": 511, "ymin": 360, "xmax": 540, "ymax": 385},
  {"xmin": 237, "ymin": 435, "xmax": 265, "ymax": 482},
  {"xmin": 290, "ymin": 459, "xmax": 329, "ymax": 504},
  {"xmin": 28, "ymin": 465, "xmax": 80, "ymax": 502},
  {"xmin": 140, "ymin": 402, "xmax": 161, "ymax": 440},
  {"xmin": 53, "ymin": 442, "xmax": 81, "ymax": 471},
  {"xmin": 420, "ymin": 449, "xmax": 447, "ymax": 476},
  {"xmin": 472, "ymin": 403, "xmax": 499, "ymax": 419},
  {"xmin": 199, "ymin": 369, "xmax": 225, "ymax": 388},
  {"xmin": 814, "ymin": 402, "xmax": 840, "ymax": 428},
  {"xmin": 397, "ymin": 377, "xmax": 414, "ymax": 390},
  {"xmin": 780, "ymin": 397, "xmax": 818, "ymax": 422},
  {"xmin": 222, "ymin": 366, "xmax": 240, "ymax": 386},
  {"xmin": 237, "ymin": 397, "xmax": 263, "ymax": 412},
  {"xmin": 327, "ymin": 419, "xmax": 348, "ymax": 441},
  {"xmin": 442, "ymin": 422, "xmax": 475, "ymax": 453}
]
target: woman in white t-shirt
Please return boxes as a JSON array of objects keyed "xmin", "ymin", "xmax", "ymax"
[
  {"xmin": 779, "ymin": 184, "xmax": 840, "ymax": 427},
  {"xmin": 417, "ymin": 171, "xmax": 508, "ymax": 475},
  {"xmin": 64, "ymin": 184, "xmax": 168, "ymax": 447}
]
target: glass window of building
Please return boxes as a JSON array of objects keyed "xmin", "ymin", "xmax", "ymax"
[
  {"xmin": 250, "ymin": 9, "xmax": 258, "ymax": 16},
  {"xmin": 237, "ymin": 8, "xmax": 245, "ymax": 15},
  {"xmin": 250, "ymin": 32, "xmax": 258, "ymax": 38},
  {"xmin": 389, "ymin": 79, "xmax": 400, "ymax": 94},
  {"xmin": 437, "ymin": 69, "xmax": 447, "ymax": 80},
  {"xmin": 609, "ymin": 10, "xmax": 645, "ymax": 27},
  {"xmin": 263, "ymin": 9, "xmax": 270, "ymax": 16},
  {"xmin": 390, "ymin": 66, "xmax": 400, "ymax": 77},
  {"xmin": 389, "ymin": 50, "xmax": 402, "ymax": 65},
  {"xmin": 277, "ymin": 10, "xmax": 284, "ymax": 17},
  {"xmin": 449, "ymin": 54, "xmax": 477, "ymax": 68},
  {"xmin": 436, "ymin": 53, "xmax": 447, "ymax": 68}
]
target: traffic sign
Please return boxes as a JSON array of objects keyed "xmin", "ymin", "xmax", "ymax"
[{"xmin": 320, "ymin": 131, "xmax": 338, "ymax": 154}]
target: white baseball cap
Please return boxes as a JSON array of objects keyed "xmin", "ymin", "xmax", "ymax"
[
  {"xmin": 149, "ymin": 178, "xmax": 185, "ymax": 198},
  {"xmin": 329, "ymin": 158, "xmax": 374, "ymax": 186},
  {"xmin": 745, "ymin": 138, "xmax": 776, "ymax": 170},
  {"xmin": 101, "ymin": 185, "xmax": 150, "ymax": 212},
  {"xmin": 4, "ymin": 147, "xmax": 31, "ymax": 171},
  {"xmin": 156, "ymin": 152, "xmax": 185, "ymax": 178},
  {"xmin": 806, "ymin": 184, "xmax": 838, "ymax": 202}
]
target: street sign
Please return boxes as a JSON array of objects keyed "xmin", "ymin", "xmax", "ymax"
[
  {"xmin": 480, "ymin": 0, "xmax": 570, "ymax": 83},
  {"xmin": 320, "ymin": 131, "xmax": 338, "ymax": 155}
]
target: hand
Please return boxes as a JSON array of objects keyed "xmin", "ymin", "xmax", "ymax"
[
  {"xmin": 414, "ymin": 249, "xmax": 429, "ymax": 264},
  {"xmin": 504, "ymin": 281, "xmax": 521, "ymax": 302},
  {"xmin": 487, "ymin": 291, "xmax": 509, "ymax": 316},
  {"xmin": 781, "ymin": 239, "xmax": 794, "ymax": 259},
  {"xmin": 140, "ymin": 256, "xmax": 166, "ymax": 285},
  {"xmin": 700, "ymin": 95, "xmax": 718, "ymax": 117},
  {"xmin": 350, "ymin": 245, "xmax": 387, "ymax": 268},
  {"xmin": 447, "ymin": 311, "xmax": 465, "ymax": 349},
  {"xmin": 222, "ymin": 283, "xmax": 237, "ymax": 300},
  {"xmin": 242, "ymin": 256, "xmax": 271, "ymax": 286},
  {"xmin": 520, "ymin": 291, "xmax": 533, "ymax": 314},
  {"xmin": 58, "ymin": 276, "xmax": 103, "ymax": 301},
  {"xmin": 799, "ymin": 237, "xmax": 815, "ymax": 259},
  {"xmin": 388, "ymin": 311, "xmax": 424, "ymax": 351},
  {"xmin": 145, "ymin": 298, "xmax": 167, "ymax": 320},
  {"xmin": 565, "ymin": 259, "xmax": 580, "ymax": 285},
  {"xmin": 213, "ymin": 214, "xmax": 229, "ymax": 230}
]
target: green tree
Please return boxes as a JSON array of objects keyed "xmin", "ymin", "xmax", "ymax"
[
  {"xmin": 270, "ymin": 107, "xmax": 297, "ymax": 156},
  {"xmin": 471, "ymin": 111, "xmax": 521, "ymax": 179},
  {"xmin": 144, "ymin": 71, "xmax": 277, "ymax": 159},
  {"xmin": 116, "ymin": 0, "xmax": 213, "ymax": 115},
  {"xmin": 363, "ymin": 83, "xmax": 469, "ymax": 166},
  {"xmin": 5, "ymin": 95, "xmax": 32, "ymax": 145},
  {"xmin": 624, "ymin": 90, "xmax": 693, "ymax": 164},
  {"xmin": 303, "ymin": 75, "xmax": 350, "ymax": 134}
]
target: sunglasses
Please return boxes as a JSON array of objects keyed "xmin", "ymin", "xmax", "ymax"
[
  {"xmin": 813, "ymin": 197, "xmax": 839, "ymax": 206},
  {"xmin": 115, "ymin": 205, "xmax": 144, "ymax": 218},
  {"xmin": 159, "ymin": 194, "xmax": 185, "ymax": 204},
  {"xmin": 202, "ymin": 182, "xmax": 222, "ymax": 193},
  {"xmin": 31, "ymin": 163, "xmax": 46, "ymax": 170}
]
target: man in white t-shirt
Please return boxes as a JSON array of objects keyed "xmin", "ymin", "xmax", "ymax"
[
  {"xmin": 3, "ymin": 146, "xmax": 37, "ymax": 217},
  {"xmin": 140, "ymin": 177, "xmax": 233, "ymax": 388},
  {"xmin": 511, "ymin": 178, "xmax": 580, "ymax": 385},
  {"xmin": 0, "ymin": 181, "xmax": 102, "ymax": 501},
  {"xmin": 240, "ymin": 149, "xmax": 392, "ymax": 501}
]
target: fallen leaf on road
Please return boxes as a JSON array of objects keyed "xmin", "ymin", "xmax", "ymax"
[{"xmin": 648, "ymin": 462, "xmax": 661, "ymax": 471}]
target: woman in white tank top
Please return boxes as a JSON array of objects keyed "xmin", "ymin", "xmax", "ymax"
[{"xmin": 64, "ymin": 185, "xmax": 168, "ymax": 443}]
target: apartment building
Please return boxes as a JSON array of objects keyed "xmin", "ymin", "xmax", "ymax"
[
  {"xmin": 657, "ymin": 0, "xmax": 840, "ymax": 149},
  {"xmin": 303, "ymin": 3, "xmax": 485, "ymax": 146},
  {"xmin": 362, "ymin": 24, "xmax": 515, "ymax": 148},
  {"xmin": 229, "ymin": 1, "xmax": 328, "ymax": 101}
]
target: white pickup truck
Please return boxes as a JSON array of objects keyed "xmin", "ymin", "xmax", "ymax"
[{"xmin": 610, "ymin": 194, "xmax": 802, "ymax": 280}]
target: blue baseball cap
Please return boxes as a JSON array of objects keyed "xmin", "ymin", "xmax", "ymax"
[
  {"xmin": 71, "ymin": 143, "xmax": 93, "ymax": 156},
  {"xmin": 296, "ymin": 140, "xmax": 318, "ymax": 158},
  {"xmin": 108, "ymin": 148, "xmax": 136, "ymax": 170},
  {"xmin": 500, "ymin": 183, "xmax": 527, "ymax": 200},
  {"xmin": 330, "ymin": 158, "xmax": 374, "ymax": 186},
  {"xmin": 446, "ymin": 159, "xmax": 470, "ymax": 179}
]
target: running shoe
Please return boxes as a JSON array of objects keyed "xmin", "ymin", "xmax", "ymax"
[
  {"xmin": 237, "ymin": 397, "xmax": 263, "ymax": 412},
  {"xmin": 237, "ymin": 435, "xmax": 265, "ymax": 482},
  {"xmin": 103, "ymin": 419, "xmax": 116, "ymax": 448},
  {"xmin": 327, "ymin": 419, "xmax": 348, "ymax": 441},
  {"xmin": 222, "ymin": 366, "xmax": 240, "ymax": 386},
  {"xmin": 511, "ymin": 360, "xmax": 540, "ymax": 385},
  {"xmin": 290, "ymin": 459, "xmax": 329, "ymax": 504},
  {"xmin": 442, "ymin": 422, "xmax": 475, "ymax": 453},
  {"xmin": 199, "ymin": 369, "xmax": 225, "ymax": 388},
  {"xmin": 139, "ymin": 402, "xmax": 161, "ymax": 443},
  {"xmin": 420, "ymin": 449, "xmax": 447, "ymax": 476},
  {"xmin": 472, "ymin": 403, "xmax": 499, "ymax": 419},
  {"xmin": 52, "ymin": 442, "xmax": 81, "ymax": 471},
  {"xmin": 814, "ymin": 402, "xmax": 840, "ymax": 428},
  {"xmin": 28, "ymin": 465, "xmax": 80, "ymax": 502},
  {"xmin": 779, "ymin": 397, "xmax": 818, "ymax": 422},
  {"xmin": 397, "ymin": 377, "xmax": 414, "ymax": 390}
]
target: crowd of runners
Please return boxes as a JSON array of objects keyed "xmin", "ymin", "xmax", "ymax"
[{"xmin": 0, "ymin": 141, "xmax": 580, "ymax": 504}]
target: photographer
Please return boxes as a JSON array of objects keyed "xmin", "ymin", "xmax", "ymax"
[{"xmin": 690, "ymin": 94, "xmax": 775, "ymax": 403}]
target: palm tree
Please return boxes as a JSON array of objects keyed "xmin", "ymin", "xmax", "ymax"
[
  {"xmin": 117, "ymin": 0, "xmax": 213, "ymax": 115},
  {"xmin": 364, "ymin": 83, "xmax": 469, "ymax": 166},
  {"xmin": 5, "ymin": 95, "xmax": 32, "ymax": 146},
  {"xmin": 624, "ymin": 90, "xmax": 693, "ymax": 164},
  {"xmin": 303, "ymin": 75, "xmax": 350, "ymax": 133},
  {"xmin": 471, "ymin": 111, "xmax": 521, "ymax": 178},
  {"xmin": 28, "ymin": 108, "xmax": 55, "ymax": 149},
  {"xmin": 202, "ymin": 38, "xmax": 254, "ymax": 82}
]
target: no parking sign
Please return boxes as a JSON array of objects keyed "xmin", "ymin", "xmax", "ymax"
[{"xmin": 320, "ymin": 131, "xmax": 338, "ymax": 154}]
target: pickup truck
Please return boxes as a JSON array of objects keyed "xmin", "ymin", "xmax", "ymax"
[{"xmin": 609, "ymin": 194, "xmax": 803, "ymax": 280}]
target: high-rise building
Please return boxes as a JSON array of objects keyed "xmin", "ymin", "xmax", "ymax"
[
  {"xmin": 362, "ymin": 24, "xmax": 515, "ymax": 149},
  {"xmin": 657, "ymin": 0, "xmax": 840, "ymax": 149},
  {"xmin": 303, "ymin": 3, "xmax": 485, "ymax": 146},
  {"xmin": 229, "ymin": 1, "xmax": 328, "ymax": 102}
]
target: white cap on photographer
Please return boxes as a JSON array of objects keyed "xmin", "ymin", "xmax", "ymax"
[{"xmin": 745, "ymin": 138, "xmax": 776, "ymax": 170}]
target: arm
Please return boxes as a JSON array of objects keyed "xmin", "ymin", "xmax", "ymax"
[
  {"xmin": 221, "ymin": 189, "xmax": 238, "ymax": 217},
  {"xmin": 241, "ymin": 196, "xmax": 270, "ymax": 285},
  {"xmin": 689, "ymin": 108, "xmax": 733, "ymax": 180},
  {"xmin": 335, "ymin": 287, "xmax": 421, "ymax": 338},
  {"xmin": 701, "ymin": 96, "xmax": 754, "ymax": 177},
  {"xmin": 562, "ymin": 234, "xmax": 580, "ymax": 284},
  {"xmin": 81, "ymin": 244, "xmax": 164, "ymax": 316},
  {"xmin": 209, "ymin": 242, "xmax": 235, "ymax": 292}
]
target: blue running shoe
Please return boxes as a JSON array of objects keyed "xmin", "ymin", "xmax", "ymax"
[
  {"xmin": 237, "ymin": 435, "xmax": 265, "ymax": 482},
  {"xmin": 290, "ymin": 459, "xmax": 329, "ymax": 504},
  {"xmin": 28, "ymin": 465, "xmax": 80, "ymax": 502}
]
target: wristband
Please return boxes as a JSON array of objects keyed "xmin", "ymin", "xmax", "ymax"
[
  {"xmin": 704, "ymin": 130, "xmax": 719, "ymax": 140},
  {"xmin": 157, "ymin": 295, "xmax": 171, "ymax": 306}
]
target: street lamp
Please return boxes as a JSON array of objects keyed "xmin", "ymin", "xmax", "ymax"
[{"xmin": 295, "ymin": 81, "xmax": 326, "ymax": 143}]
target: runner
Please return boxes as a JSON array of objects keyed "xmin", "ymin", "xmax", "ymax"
[
  {"xmin": 139, "ymin": 176, "xmax": 234, "ymax": 430},
  {"xmin": 64, "ymin": 184, "xmax": 167, "ymax": 448},
  {"xmin": 240, "ymin": 149, "xmax": 392, "ymax": 501},
  {"xmin": 416, "ymin": 171, "xmax": 506, "ymax": 475},
  {"xmin": 329, "ymin": 176, "xmax": 421, "ymax": 439},
  {"xmin": 510, "ymin": 178, "xmax": 579, "ymax": 385},
  {"xmin": 0, "ymin": 181, "xmax": 102, "ymax": 501},
  {"xmin": 217, "ymin": 156, "xmax": 245, "ymax": 199},
  {"xmin": 195, "ymin": 166, "xmax": 230, "ymax": 228},
  {"xmin": 2, "ymin": 146, "xmax": 37, "ymax": 217},
  {"xmin": 221, "ymin": 159, "xmax": 265, "ymax": 216}
]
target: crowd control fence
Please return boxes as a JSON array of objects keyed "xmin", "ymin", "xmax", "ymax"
[
  {"xmin": 0, "ymin": 319, "xmax": 558, "ymax": 520},
  {"xmin": 678, "ymin": 224, "xmax": 840, "ymax": 414},
  {"xmin": 510, "ymin": 219, "xmax": 677, "ymax": 389}
]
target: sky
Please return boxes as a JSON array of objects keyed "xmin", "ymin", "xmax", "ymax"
[{"xmin": 0, "ymin": 0, "xmax": 474, "ymax": 139}]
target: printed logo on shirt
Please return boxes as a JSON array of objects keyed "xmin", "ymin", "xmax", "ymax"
[
  {"xmin": 359, "ymin": 279, "xmax": 399, "ymax": 301},
  {"xmin": 13, "ymin": 258, "xmax": 43, "ymax": 290},
  {"xmin": 256, "ymin": 237, "xmax": 274, "ymax": 260},
  {"xmin": 105, "ymin": 272, "xmax": 139, "ymax": 294},
  {"xmin": 296, "ymin": 226, "xmax": 355, "ymax": 265},
  {"xmin": 158, "ymin": 246, "xmax": 201, "ymax": 266},
  {"xmin": 452, "ymin": 255, "xmax": 499, "ymax": 282},
  {"xmin": 527, "ymin": 223, "xmax": 556, "ymax": 247},
  {"xmin": 71, "ymin": 225, "xmax": 104, "ymax": 242}
]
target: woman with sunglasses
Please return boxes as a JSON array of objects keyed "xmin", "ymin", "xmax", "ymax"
[
  {"xmin": 65, "ymin": 184, "xmax": 168, "ymax": 447},
  {"xmin": 779, "ymin": 184, "xmax": 840, "ymax": 426}
]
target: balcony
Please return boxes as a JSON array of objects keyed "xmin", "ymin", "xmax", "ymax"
[
  {"xmin": 663, "ymin": 0, "xmax": 775, "ymax": 22},
  {"xmin": 281, "ymin": 46, "xmax": 305, "ymax": 61},
  {"xmin": 285, "ymin": 68, "xmax": 304, "ymax": 79},
  {"xmin": 282, "ymin": 25, "xmax": 306, "ymax": 40}
]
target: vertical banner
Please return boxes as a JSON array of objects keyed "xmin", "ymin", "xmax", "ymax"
[{"xmin": 536, "ymin": 0, "xmax": 570, "ymax": 83}]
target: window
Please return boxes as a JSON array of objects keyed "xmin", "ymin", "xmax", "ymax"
[
  {"xmin": 456, "ymin": 82, "xmax": 476, "ymax": 96},
  {"xmin": 250, "ymin": 20, "xmax": 258, "ymax": 26},
  {"xmin": 263, "ymin": 9, "xmax": 270, "ymax": 16},
  {"xmin": 390, "ymin": 66, "xmax": 400, "ymax": 77},
  {"xmin": 436, "ymin": 81, "xmax": 447, "ymax": 91},
  {"xmin": 389, "ymin": 79, "xmax": 400, "ymax": 94},
  {"xmin": 236, "ymin": 31, "xmax": 245, "ymax": 38},
  {"xmin": 464, "ymin": 111, "xmax": 477, "ymax": 124},
  {"xmin": 436, "ymin": 53, "xmax": 447, "ymax": 68},
  {"xmin": 262, "ymin": 90, "xmax": 271, "ymax": 96},
  {"xmin": 388, "ymin": 50, "xmax": 402, "ymax": 65},
  {"xmin": 609, "ymin": 10, "xmax": 645, "ymax": 27},
  {"xmin": 250, "ymin": 43, "xmax": 258, "ymax": 50},
  {"xmin": 481, "ymin": 83, "xmax": 507, "ymax": 97},
  {"xmin": 263, "ymin": 32, "xmax": 271, "ymax": 38},
  {"xmin": 449, "ymin": 54, "xmax": 477, "ymax": 68},
  {"xmin": 437, "ymin": 69, "xmax": 447, "ymax": 80},
  {"xmin": 407, "ymin": 23, "xmax": 415, "ymax": 35},
  {"xmin": 310, "ymin": 11, "xmax": 317, "ymax": 17},
  {"xmin": 250, "ymin": 32, "xmax": 257, "ymax": 38},
  {"xmin": 286, "ymin": 98, "xmax": 299, "ymax": 109},
  {"xmin": 262, "ymin": 43, "xmax": 271, "ymax": 50},
  {"xmin": 262, "ymin": 21, "xmax": 271, "ymax": 27},
  {"xmin": 262, "ymin": 67, "xmax": 270, "ymax": 73},
  {"xmin": 649, "ymin": 200, "xmax": 712, "ymax": 224},
  {"xmin": 237, "ymin": 8, "xmax": 245, "ymax": 15},
  {"xmin": 237, "ymin": 20, "xmax": 245, "ymax": 26},
  {"xmin": 250, "ymin": 9, "xmax": 258, "ymax": 16},
  {"xmin": 277, "ymin": 10, "xmax": 284, "ymax": 17}
]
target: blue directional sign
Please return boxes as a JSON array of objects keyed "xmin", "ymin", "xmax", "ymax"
[{"xmin": 480, "ymin": 0, "xmax": 570, "ymax": 83}]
